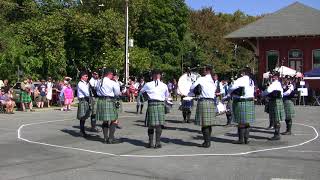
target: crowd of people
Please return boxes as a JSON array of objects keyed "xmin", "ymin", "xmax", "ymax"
[{"xmin": 0, "ymin": 77, "xmax": 76, "ymax": 113}]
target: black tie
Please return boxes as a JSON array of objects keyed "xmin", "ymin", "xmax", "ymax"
[{"xmin": 155, "ymin": 80, "xmax": 158, "ymax": 87}]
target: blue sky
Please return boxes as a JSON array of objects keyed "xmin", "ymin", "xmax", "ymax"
[{"xmin": 185, "ymin": 0, "xmax": 320, "ymax": 15}]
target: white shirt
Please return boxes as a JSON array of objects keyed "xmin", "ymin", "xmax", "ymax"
[
  {"xmin": 262, "ymin": 80, "xmax": 283, "ymax": 97},
  {"xmin": 283, "ymin": 84, "xmax": 294, "ymax": 96},
  {"xmin": 140, "ymin": 80, "xmax": 169, "ymax": 101},
  {"xmin": 229, "ymin": 75, "xmax": 255, "ymax": 98},
  {"xmin": 89, "ymin": 78, "xmax": 99, "ymax": 88},
  {"xmin": 96, "ymin": 77, "xmax": 120, "ymax": 97},
  {"xmin": 190, "ymin": 74, "xmax": 216, "ymax": 99},
  {"xmin": 77, "ymin": 80, "xmax": 90, "ymax": 98}
]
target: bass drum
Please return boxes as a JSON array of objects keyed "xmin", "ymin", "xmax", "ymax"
[{"xmin": 177, "ymin": 72, "xmax": 201, "ymax": 97}]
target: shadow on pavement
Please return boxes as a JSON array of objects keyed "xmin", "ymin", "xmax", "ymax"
[
  {"xmin": 161, "ymin": 137, "xmax": 199, "ymax": 147},
  {"xmin": 120, "ymin": 138, "xmax": 146, "ymax": 147},
  {"xmin": 61, "ymin": 129, "xmax": 103, "ymax": 143}
]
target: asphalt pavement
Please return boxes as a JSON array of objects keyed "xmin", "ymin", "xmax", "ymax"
[{"xmin": 0, "ymin": 102, "xmax": 319, "ymax": 180}]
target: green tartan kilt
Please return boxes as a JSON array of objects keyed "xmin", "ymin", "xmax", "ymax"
[
  {"xmin": 283, "ymin": 99, "xmax": 295, "ymax": 119},
  {"xmin": 269, "ymin": 99, "xmax": 285, "ymax": 122},
  {"xmin": 21, "ymin": 91, "xmax": 32, "ymax": 103},
  {"xmin": 145, "ymin": 101, "xmax": 165, "ymax": 127},
  {"xmin": 77, "ymin": 100, "xmax": 91, "ymax": 120},
  {"xmin": 96, "ymin": 98, "xmax": 118, "ymax": 122},
  {"xmin": 91, "ymin": 97, "xmax": 97, "ymax": 115},
  {"xmin": 232, "ymin": 99, "xmax": 255, "ymax": 124},
  {"xmin": 195, "ymin": 99, "xmax": 215, "ymax": 127}
]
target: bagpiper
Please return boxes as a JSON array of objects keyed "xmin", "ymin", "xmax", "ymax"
[
  {"xmin": 189, "ymin": 66, "xmax": 216, "ymax": 148},
  {"xmin": 140, "ymin": 70, "xmax": 170, "ymax": 149},
  {"xmin": 89, "ymin": 71, "xmax": 100, "ymax": 132},
  {"xmin": 96, "ymin": 68, "xmax": 121, "ymax": 144},
  {"xmin": 76, "ymin": 71, "xmax": 91, "ymax": 137},
  {"xmin": 281, "ymin": 76, "xmax": 296, "ymax": 135},
  {"xmin": 262, "ymin": 72, "xmax": 285, "ymax": 140},
  {"xmin": 228, "ymin": 67, "xmax": 255, "ymax": 144}
]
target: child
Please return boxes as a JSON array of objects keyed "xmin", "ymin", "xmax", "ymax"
[{"xmin": 63, "ymin": 83, "xmax": 74, "ymax": 111}]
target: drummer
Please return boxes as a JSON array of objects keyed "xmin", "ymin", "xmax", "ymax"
[
  {"xmin": 189, "ymin": 65, "xmax": 216, "ymax": 148},
  {"xmin": 180, "ymin": 96, "xmax": 193, "ymax": 123}
]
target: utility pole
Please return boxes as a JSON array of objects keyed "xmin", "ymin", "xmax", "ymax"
[{"xmin": 124, "ymin": 0, "xmax": 129, "ymax": 85}]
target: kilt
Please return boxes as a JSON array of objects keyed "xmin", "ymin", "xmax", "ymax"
[
  {"xmin": 21, "ymin": 91, "xmax": 32, "ymax": 103},
  {"xmin": 96, "ymin": 98, "xmax": 118, "ymax": 122},
  {"xmin": 232, "ymin": 99, "xmax": 255, "ymax": 124},
  {"xmin": 91, "ymin": 97, "xmax": 97, "ymax": 115},
  {"xmin": 195, "ymin": 99, "xmax": 215, "ymax": 127},
  {"xmin": 283, "ymin": 99, "xmax": 295, "ymax": 119},
  {"xmin": 145, "ymin": 101, "xmax": 165, "ymax": 127},
  {"xmin": 269, "ymin": 99, "xmax": 285, "ymax": 122},
  {"xmin": 136, "ymin": 93, "xmax": 145, "ymax": 106},
  {"xmin": 77, "ymin": 99, "xmax": 91, "ymax": 120}
]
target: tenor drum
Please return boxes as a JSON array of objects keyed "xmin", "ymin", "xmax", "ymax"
[{"xmin": 177, "ymin": 72, "xmax": 201, "ymax": 97}]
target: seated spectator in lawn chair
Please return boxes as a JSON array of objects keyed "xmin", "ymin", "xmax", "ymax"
[{"xmin": 0, "ymin": 89, "xmax": 15, "ymax": 114}]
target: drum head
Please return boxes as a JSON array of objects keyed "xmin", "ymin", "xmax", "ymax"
[{"xmin": 178, "ymin": 72, "xmax": 200, "ymax": 96}]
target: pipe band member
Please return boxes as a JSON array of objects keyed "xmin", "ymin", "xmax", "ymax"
[
  {"xmin": 189, "ymin": 65, "xmax": 217, "ymax": 148},
  {"xmin": 262, "ymin": 72, "xmax": 285, "ymax": 141},
  {"xmin": 96, "ymin": 68, "xmax": 121, "ymax": 144},
  {"xmin": 228, "ymin": 67, "xmax": 255, "ymax": 145},
  {"xmin": 136, "ymin": 77, "xmax": 146, "ymax": 114},
  {"xmin": 140, "ymin": 69, "xmax": 169, "ymax": 149},
  {"xmin": 89, "ymin": 71, "xmax": 100, "ymax": 132},
  {"xmin": 282, "ymin": 76, "xmax": 295, "ymax": 135},
  {"xmin": 77, "ymin": 71, "xmax": 91, "ymax": 138}
]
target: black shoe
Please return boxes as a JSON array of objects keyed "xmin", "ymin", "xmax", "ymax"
[
  {"xmin": 90, "ymin": 127, "xmax": 100, "ymax": 132},
  {"xmin": 198, "ymin": 142, "xmax": 210, "ymax": 148},
  {"xmin": 80, "ymin": 131, "xmax": 87, "ymax": 138},
  {"xmin": 232, "ymin": 140, "xmax": 244, "ymax": 144},
  {"xmin": 107, "ymin": 139, "xmax": 120, "ymax": 144},
  {"xmin": 146, "ymin": 143, "xmax": 154, "ymax": 148},
  {"xmin": 269, "ymin": 136, "xmax": 280, "ymax": 141},
  {"xmin": 154, "ymin": 143, "xmax": 162, "ymax": 149},
  {"xmin": 281, "ymin": 131, "xmax": 292, "ymax": 135},
  {"xmin": 140, "ymin": 111, "xmax": 143, "ymax": 114},
  {"xmin": 267, "ymin": 126, "xmax": 274, "ymax": 130}
]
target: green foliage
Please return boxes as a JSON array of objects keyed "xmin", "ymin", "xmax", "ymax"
[{"xmin": 0, "ymin": 0, "xmax": 259, "ymax": 83}]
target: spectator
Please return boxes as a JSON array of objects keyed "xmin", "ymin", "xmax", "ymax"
[
  {"xmin": 46, "ymin": 77, "xmax": 53, "ymax": 107},
  {"xmin": 20, "ymin": 78, "xmax": 34, "ymax": 112},
  {"xmin": 1, "ymin": 89, "xmax": 15, "ymax": 114},
  {"xmin": 2, "ymin": 79, "xmax": 11, "ymax": 94},
  {"xmin": 38, "ymin": 79, "xmax": 47, "ymax": 108},
  {"xmin": 172, "ymin": 79, "xmax": 178, "ymax": 101},
  {"xmin": 58, "ymin": 81, "xmax": 66, "ymax": 111},
  {"xmin": 128, "ymin": 79, "xmax": 136, "ymax": 102},
  {"xmin": 63, "ymin": 82, "xmax": 74, "ymax": 111}
]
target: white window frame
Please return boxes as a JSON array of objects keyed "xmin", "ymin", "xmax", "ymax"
[{"xmin": 288, "ymin": 49, "xmax": 303, "ymax": 72}]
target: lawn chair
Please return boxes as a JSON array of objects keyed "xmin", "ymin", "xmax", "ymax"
[
  {"xmin": 0, "ymin": 102, "xmax": 5, "ymax": 113},
  {"xmin": 311, "ymin": 96, "xmax": 320, "ymax": 106}
]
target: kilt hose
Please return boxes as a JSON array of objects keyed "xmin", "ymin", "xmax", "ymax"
[
  {"xmin": 195, "ymin": 99, "xmax": 215, "ymax": 127},
  {"xmin": 283, "ymin": 99, "xmax": 295, "ymax": 119},
  {"xmin": 145, "ymin": 101, "xmax": 165, "ymax": 127},
  {"xmin": 96, "ymin": 98, "xmax": 118, "ymax": 122},
  {"xmin": 269, "ymin": 99, "xmax": 285, "ymax": 122},
  {"xmin": 77, "ymin": 99, "xmax": 91, "ymax": 120},
  {"xmin": 21, "ymin": 91, "xmax": 32, "ymax": 103}
]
